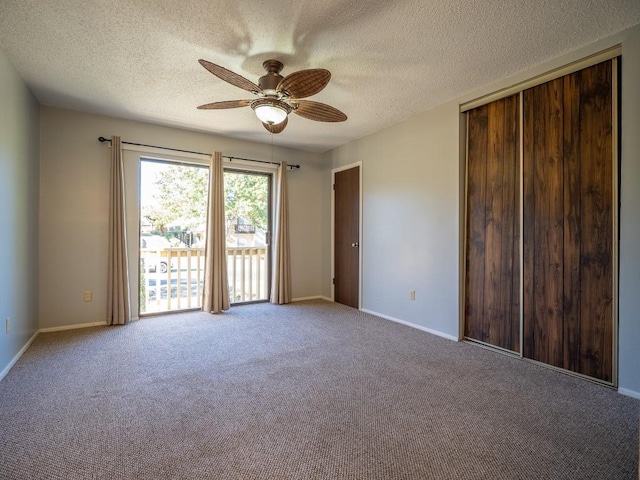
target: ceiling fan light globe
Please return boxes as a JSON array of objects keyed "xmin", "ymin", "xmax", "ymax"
[{"xmin": 254, "ymin": 104, "xmax": 288, "ymax": 125}]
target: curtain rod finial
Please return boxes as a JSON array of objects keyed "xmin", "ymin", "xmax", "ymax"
[{"xmin": 98, "ymin": 136, "xmax": 111, "ymax": 143}]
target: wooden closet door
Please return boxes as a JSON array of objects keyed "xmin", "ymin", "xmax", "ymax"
[
  {"xmin": 465, "ymin": 94, "xmax": 520, "ymax": 352},
  {"xmin": 523, "ymin": 61, "xmax": 613, "ymax": 382}
]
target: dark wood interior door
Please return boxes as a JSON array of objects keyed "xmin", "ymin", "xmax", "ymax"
[
  {"xmin": 465, "ymin": 94, "xmax": 521, "ymax": 352},
  {"xmin": 334, "ymin": 166, "xmax": 360, "ymax": 308},
  {"xmin": 523, "ymin": 60, "xmax": 613, "ymax": 382}
]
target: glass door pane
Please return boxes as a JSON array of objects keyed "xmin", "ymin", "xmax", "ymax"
[
  {"xmin": 224, "ymin": 170, "xmax": 271, "ymax": 304},
  {"xmin": 139, "ymin": 159, "xmax": 209, "ymax": 315}
]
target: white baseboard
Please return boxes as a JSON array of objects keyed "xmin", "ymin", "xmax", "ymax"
[
  {"xmin": 39, "ymin": 321, "xmax": 108, "ymax": 333},
  {"xmin": 0, "ymin": 330, "xmax": 39, "ymax": 382},
  {"xmin": 361, "ymin": 308, "xmax": 459, "ymax": 342},
  {"xmin": 291, "ymin": 296, "xmax": 332, "ymax": 302},
  {"xmin": 618, "ymin": 387, "xmax": 640, "ymax": 400}
]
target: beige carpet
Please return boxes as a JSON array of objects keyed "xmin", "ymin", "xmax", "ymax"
[{"xmin": 0, "ymin": 300, "xmax": 637, "ymax": 479}]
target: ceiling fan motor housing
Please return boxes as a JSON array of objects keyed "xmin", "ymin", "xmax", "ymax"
[{"xmin": 259, "ymin": 60, "xmax": 285, "ymax": 93}]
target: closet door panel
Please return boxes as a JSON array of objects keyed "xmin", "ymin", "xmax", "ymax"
[
  {"xmin": 501, "ymin": 95, "xmax": 520, "ymax": 352},
  {"xmin": 562, "ymin": 72, "xmax": 582, "ymax": 374},
  {"xmin": 575, "ymin": 62, "xmax": 613, "ymax": 381},
  {"xmin": 522, "ymin": 86, "xmax": 535, "ymax": 360},
  {"xmin": 465, "ymin": 105, "xmax": 488, "ymax": 343},
  {"xmin": 524, "ymin": 79, "xmax": 565, "ymax": 368},
  {"xmin": 465, "ymin": 95, "xmax": 520, "ymax": 352},
  {"xmin": 523, "ymin": 61, "xmax": 613, "ymax": 382},
  {"xmin": 484, "ymin": 100, "xmax": 507, "ymax": 347}
]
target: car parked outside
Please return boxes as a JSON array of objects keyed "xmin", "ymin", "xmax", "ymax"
[{"xmin": 141, "ymin": 234, "xmax": 172, "ymax": 273}]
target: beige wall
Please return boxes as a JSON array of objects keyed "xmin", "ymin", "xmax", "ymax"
[
  {"xmin": 324, "ymin": 103, "xmax": 461, "ymax": 338},
  {"xmin": 323, "ymin": 25, "xmax": 640, "ymax": 397},
  {"xmin": 39, "ymin": 107, "xmax": 325, "ymax": 328},
  {"xmin": 0, "ymin": 50, "xmax": 40, "ymax": 377}
]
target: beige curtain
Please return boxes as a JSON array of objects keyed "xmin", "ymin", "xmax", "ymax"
[
  {"xmin": 203, "ymin": 151, "xmax": 230, "ymax": 313},
  {"xmin": 106, "ymin": 136, "xmax": 131, "ymax": 325},
  {"xmin": 270, "ymin": 162, "xmax": 291, "ymax": 304}
]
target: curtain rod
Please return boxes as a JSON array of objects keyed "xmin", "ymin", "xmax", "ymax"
[{"xmin": 97, "ymin": 136, "xmax": 300, "ymax": 169}]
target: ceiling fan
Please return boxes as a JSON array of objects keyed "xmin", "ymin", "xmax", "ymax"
[{"xmin": 197, "ymin": 59, "xmax": 347, "ymax": 134}]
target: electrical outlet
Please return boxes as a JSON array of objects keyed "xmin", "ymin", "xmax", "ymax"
[
  {"xmin": 83, "ymin": 290, "xmax": 93, "ymax": 302},
  {"xmin": 409, "ymin": 290, "xmax": 416, "ymax": 301},
  {"xmin": 5, "ymin": 318, "xmax": 9, "ymax": 334}
]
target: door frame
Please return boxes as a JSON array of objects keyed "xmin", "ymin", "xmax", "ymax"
[
  {"xmin": 124, "ymin": 146, "xmax": 212, "ymax": 320},
  {"xmin": 219, "ymin": 160, "xmax": 278, "ymax": 305},
  {"xmin": 331, "ymin": 162, "xmax": 363, "ymax": 309},
  {"xmin": 223, "ymin": 167, "xmax": 274, "ymax": 305},
  {"xmin": 138, "ymin": 157, "xmax": 211, "ymax": 317}
]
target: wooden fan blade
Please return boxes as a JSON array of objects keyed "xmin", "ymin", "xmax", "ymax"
[
  {"xmin": 293, "ymin": 100, "xmax": 347, "ymax": 122},
  {"xmin": 198, "ymin": 59, "xmax": 262, "ymax": 94},
  {"xmin": 262, "ymin": 116, "xmax": 288, "ymax": 134},
  {"xmin": 277, "ymin": 69, "xmax": 331, "ymax": 99},
  {"xmin": 197, "ymin": 100, "xmax": 251, "ymax": 110}
]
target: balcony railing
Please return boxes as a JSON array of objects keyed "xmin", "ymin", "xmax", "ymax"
[{"xmin": 140, "ymin": 246, "xmax": 268, "ymax": 314}]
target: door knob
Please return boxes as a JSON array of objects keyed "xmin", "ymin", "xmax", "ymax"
[{"xmin": 351, "ymin": 242, "xmax": 359, "ymax": 248}]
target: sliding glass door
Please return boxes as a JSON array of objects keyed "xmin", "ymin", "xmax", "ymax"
[
  {"xmin": 224, "ymin": 169, "xmax": 272, "ymax": 304},
  {"xmin": 139, "ymin": 159, "xmax": 209, "ymax": 315},
  {"xmin": 138, "ymin": 160, "xmax": 272, "ymax": 315}
]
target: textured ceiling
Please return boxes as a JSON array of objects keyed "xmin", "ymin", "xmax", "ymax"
[{"xmin": 1, "ymin": 1, "xmax": 639, "ymax": 152}]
